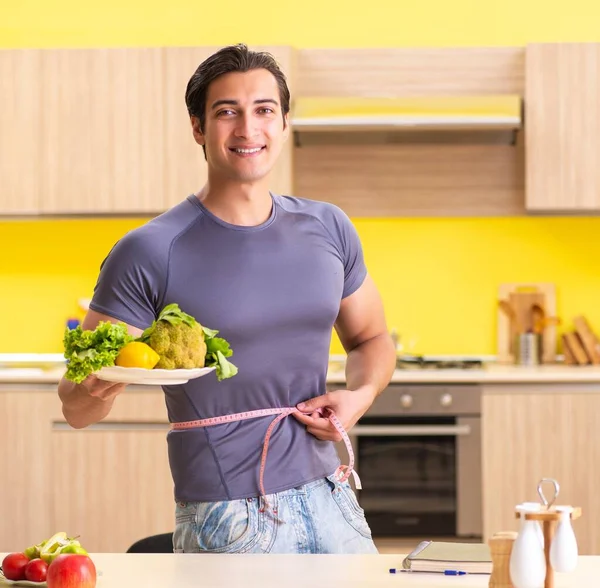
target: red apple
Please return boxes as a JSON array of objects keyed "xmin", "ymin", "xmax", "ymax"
[
  {"xmin": 2, "ymin": 552, "xmax": 30, "ymax": 581},
  {"xmin": 47, "ymin": 554, "xmax": 96, "ymax": 588},
  {"xmin": 25, "ymin": 558, "xmax": 49, "ymax": 583}
]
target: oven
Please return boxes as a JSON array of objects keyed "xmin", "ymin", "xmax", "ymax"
[{"xmin": 339, "ymin": 384, "xmax": 482, "ymax": 538}]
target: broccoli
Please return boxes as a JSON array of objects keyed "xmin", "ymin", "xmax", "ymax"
[
  {"xmin": 147, "ymin": 320, "xmax": 207, "ymax": 369},
  {"xmin": 138, "ymin": 303, "xmax": 238, "ymax": 381}
]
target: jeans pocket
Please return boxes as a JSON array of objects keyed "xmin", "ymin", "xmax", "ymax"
[
  {"xmin": 175, "ymin": 501, "xmax": 198, "ymax": 524},
  {"xmin": 327, "ymin": 475, "xmax": 373, "ymax": 540},
  {"xmin": 195, "ymin": 498, "xmax": 259, "ymax": 553}
]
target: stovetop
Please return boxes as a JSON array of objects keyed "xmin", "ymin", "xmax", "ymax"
[{"xmin": 395, "ymin": 356, "xmax": 484, "ymax": 370}]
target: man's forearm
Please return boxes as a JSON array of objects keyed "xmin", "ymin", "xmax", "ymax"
[
  {"xmin": 58, "ymin": 378, "xmax": 115, "ymax": 429},
  {"xmin": 344, "ymin": 332, "xmax": 396, "ymax": 396}
]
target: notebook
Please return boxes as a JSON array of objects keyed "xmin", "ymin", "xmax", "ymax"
[{"xmin": 401, "ymin": 541, "xmax": 493, "ymax": 574}]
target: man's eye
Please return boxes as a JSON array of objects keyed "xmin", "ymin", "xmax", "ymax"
[
  {"xmin": 258, "ymin": 108, "xmax": 274, "ymax": 114},
  {"xmin": 217, "ymin": 109, "xmax": 235, "ymax": 116}
]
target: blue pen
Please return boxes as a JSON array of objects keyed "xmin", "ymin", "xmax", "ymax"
[
  {"xmin": 443, "ymin": 570, "xmax": 468, "ymax": 576},
  {"xmin": 388, "ymin": 569, "xmax": 468, "ymax": 576}
]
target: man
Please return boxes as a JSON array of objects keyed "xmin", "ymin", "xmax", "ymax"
[{"xmin": 58, "ymin": 44, "xmax": 396, "ymax": 554}]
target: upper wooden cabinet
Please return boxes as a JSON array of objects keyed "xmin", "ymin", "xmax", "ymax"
[
  {"xmin": 525, "ymin": 43, "xmax": 600, "ymax": 212},
  {"xmin": 0, "ymin": 46, "xmax": 294, "ymax": 216},
  {"xmin": 7, "ymin": 43, "xmax": 600, "ymax": 217},
  {"xmin": 0, "ymin": 50, "xmax": 43, "ymax": 214}
]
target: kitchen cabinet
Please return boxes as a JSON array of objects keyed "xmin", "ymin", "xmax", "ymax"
[
  {"xmin": 0, "ymin": 389, "xmax": 55, "ymax": 552},
  {"xmin": 482, "ymin": 384, "xmax": 600, "ymax": 555},
  {"xmin": 50, "ymin": 390, "xmax": 173, "ymax": 553},
  {"xmin": 38, "ymin": 49, "xmax": 167, "ymax": 215},
  {"xmin": 0, "ymin": 46, "xmax": 294, "ymax": 217},
  {"xmin": 0, "ymin": 385, "xmax": 175, "ymax": 553},
  {"xmin": 525, "ymin": 43, "xmax": 600, "ymax": 212},
  {"xmin": 0, "ymin": 51, "xmax": 43, "ymax": 214}
]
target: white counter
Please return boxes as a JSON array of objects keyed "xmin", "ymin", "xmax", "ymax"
[
  {"xmin": 3, "ymin": 363, "xmax": 600, "ymax": 386},
  {"xmin": 329, "ymin": 363, "xmax": 600, "ymax": 384},
  {"xmin": 0, "ymin": 553, "xmax": 596, "ymax": 588}
]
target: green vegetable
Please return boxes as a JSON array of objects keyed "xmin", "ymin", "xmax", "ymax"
[
  {"xmin": 63, "ymin": 321, "xmax": 134, "ymax": 384},
  {"xmin": 139, "ymin": 303, "xmax": 238, "ymax": 381}
]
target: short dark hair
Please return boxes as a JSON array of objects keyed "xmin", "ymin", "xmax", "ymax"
[{"xmin": 185, "ymin": 43, "xmax": 291, "ymax": 136}]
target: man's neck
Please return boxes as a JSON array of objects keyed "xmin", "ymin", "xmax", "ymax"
[{"xmin": 195, "ymin": 179, "xmax": 273, "ymax": 227}]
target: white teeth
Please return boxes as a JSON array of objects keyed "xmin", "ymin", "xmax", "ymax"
[{"xmin": 233, "ymin": 147, "xmax": 262, "ymax": 154}]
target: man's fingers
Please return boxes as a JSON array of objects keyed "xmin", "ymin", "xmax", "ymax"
[
  {"xmin": 87, "ymin": 381, "xmax": 126, "ymax": 400},
  {"xmin": 306, "ymin": 427, "xmax": 342, "ymax": 442},
  {"xmin": 292, "ymin": 412, "xmax": 331, "ymax": 429}
]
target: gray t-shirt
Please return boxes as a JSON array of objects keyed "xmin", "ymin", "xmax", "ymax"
[{"xmin": 90, "ymin": 193, "xmax": 367, "ymax": 502}]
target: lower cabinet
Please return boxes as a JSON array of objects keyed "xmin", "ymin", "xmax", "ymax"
[
  {"xmin": 0, "ymin": 386, "xmax": 175, "ymax": 553},
  {"xmin": 0, "ymin": 390, "xmax": 56, "ymax": 552},
  {"xmin": 482, "ymin": 385, "xmax": 600, "ymax": 555}
]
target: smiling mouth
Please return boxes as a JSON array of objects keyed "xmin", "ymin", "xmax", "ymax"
[{"xmin": 229, "ymin": 146, "xmax": 266, "ymax": 155}]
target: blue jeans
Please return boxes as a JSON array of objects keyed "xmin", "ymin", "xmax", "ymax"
[{"xmin": 172, "ymin": 472, "xmax": 379, "ymax": 554}]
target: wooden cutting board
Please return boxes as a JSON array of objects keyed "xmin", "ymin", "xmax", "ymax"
[{"xmin": 497, "ymin": 283, "xmax": 557, "ymax": 364}]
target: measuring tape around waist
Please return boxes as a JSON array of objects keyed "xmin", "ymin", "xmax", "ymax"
[{"xmin": 170, "ymin": 406, "xmax": 361, "ymax": 514}]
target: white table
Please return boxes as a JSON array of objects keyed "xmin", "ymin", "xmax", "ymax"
[{"xmin": 2, "ymin": 553, "xmax": 598, "ymax": 588}]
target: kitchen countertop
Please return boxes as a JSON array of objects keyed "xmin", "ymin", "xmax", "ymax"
[
  {"xmin": 0, "ymin": 553, "xmax": 596, "ymax": 588},
  {"xmin": 4, "ymin": 362, "xmax": 600, "ymax": 385},
  {"xmin": 328, "ymin": 363, "xmax": 600, "ymax": 384}
]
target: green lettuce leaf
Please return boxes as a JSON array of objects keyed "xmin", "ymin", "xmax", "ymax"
[
  {"xmin": 201, "ymin": 326, "xmax": 238, "ymax": 381},
  {"xmin": 63, "ymin": 321, "xmax": 134, "ymax": 384}
]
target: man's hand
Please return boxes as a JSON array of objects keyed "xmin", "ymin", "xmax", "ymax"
[
  {"xmin": 292, "ymin": 386, "xmax": 377, "ymax": 441},
  {"xmin": 81, "ymin": 374, "xmax": 127, "ymax": 401}
]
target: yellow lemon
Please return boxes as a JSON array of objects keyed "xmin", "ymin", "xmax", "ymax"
[{"xmin": 115, "ymin": 342, "xmax": 160, "ymax": 369}]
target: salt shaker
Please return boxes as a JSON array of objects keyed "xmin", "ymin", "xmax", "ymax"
[
  {"xmin": 509, "ymin": 504, "xmax": 546, "ymax": 588},
  {"xmin": 550, "ymin": 506, "xmax": 578, "ymax": 573},
  {"xmin": 519, "ymin": 502, "xmax": 544, "ymax": 548}
]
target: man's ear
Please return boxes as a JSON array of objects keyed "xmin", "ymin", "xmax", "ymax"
[
  {"xmin": 282, "ymin": 113, "xmax": 290, "ymax": 142},
  {"xmin": 191, "ymin": 116, "xmax": 205, "ymax": 146}
]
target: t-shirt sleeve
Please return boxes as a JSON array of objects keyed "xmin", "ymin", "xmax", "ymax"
[
  {"xmin": 330, "ymin": 206, "xmax": 367, "ymax": 299},
  {"xmin": 88, "ymin": 232, "xmax": 166, "ymax": 331}
]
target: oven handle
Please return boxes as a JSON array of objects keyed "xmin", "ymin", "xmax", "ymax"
[{"xmin": 348, "ymin": 424, "xmax": 472, "ymax": 437}]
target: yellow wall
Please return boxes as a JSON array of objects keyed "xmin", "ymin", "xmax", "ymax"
[
  {"xmin": 3, "ymin": 0, "xmax": 600, "ymax": 48},
  {"xmin": 3, "ymin": 0, "xmax": 600, "ymax": 355},
  {"xmin": 2, "ymin": 216, "xmax": 600, "ymax": 354}
]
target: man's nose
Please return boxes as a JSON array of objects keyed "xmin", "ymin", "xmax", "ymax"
[{"xmin": 234, "ymin": 113, "xmax": 258, "ymax": 138}]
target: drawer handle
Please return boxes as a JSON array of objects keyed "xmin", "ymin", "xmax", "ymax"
[
  {"xmin": 348, "ymin": 424, "xmax": 472, "ymax": 437},
  {"xmin": 52, "ymin": 421, "xmax": 170, "ymax": 432}
]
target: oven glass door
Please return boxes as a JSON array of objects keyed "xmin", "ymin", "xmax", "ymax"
[{"xmin": 351, "ymin": 416, "xmax": 463, "ymax": 537}]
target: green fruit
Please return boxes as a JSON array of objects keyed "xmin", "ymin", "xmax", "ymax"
[
  {"xmin": 24, "ymin": 545, "xmax": 39, "ymax": 560},
  {"xmin": 39, "ymin": 532, "xmax": 68, "ymax": 563},
  {"xmin": 59, "ymin": 545, "xmax": 88, "ymax": 556}
]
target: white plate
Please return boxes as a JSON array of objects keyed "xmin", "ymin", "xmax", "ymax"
[
  {"xmin": 0, "ymin": 579, "xmax": 47, "ymax": 587},
  {"xmin": 95, "ymin": 366, "xmax": 215, "ymax": 385}
]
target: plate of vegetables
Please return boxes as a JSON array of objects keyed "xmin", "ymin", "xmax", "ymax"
[{"xmin": 63, "ymin": 304, "xmax": 238, "ymax": 385}]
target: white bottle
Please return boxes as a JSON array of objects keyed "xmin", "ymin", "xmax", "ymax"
[
  {"xmin": 510, "ymin": 504, "xmax": 547, "ymax": 588},
  {"xmin": 520, "ymin": 502, "xmax": 545, "ymax": 548},
  {"xmin": 550, "ymin": 506, "xmax": 578, "ymax": 573}
]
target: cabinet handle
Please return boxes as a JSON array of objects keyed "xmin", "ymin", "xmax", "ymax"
[
  {"xmin": 52, "ymin": 421, "xmax": 170, "ymax": 432},
  {"xmin": 348, "ymin": 424, "xmax": 472, "ymax": 437}
]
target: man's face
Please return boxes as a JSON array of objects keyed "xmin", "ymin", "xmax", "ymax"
[{"xmin": 193, "ymin": 69, "xmax": 289, "ymax": 184}]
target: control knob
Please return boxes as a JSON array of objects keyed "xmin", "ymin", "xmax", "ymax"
[
  {"xmin": 400, "ymin": 394, "xmax": 413, "ymax": 409},
  {"xmin": 440, "ymin": 393, "xmax": 453, "ymax": 408}
]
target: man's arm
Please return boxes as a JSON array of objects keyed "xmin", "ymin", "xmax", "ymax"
[
  {"xmin": 334, "ymin": 274, "xmax": 396, "ymax": 398},
  {"xmin": 58, "ymin": 310, "xmax": 143, "ymax": 429},
  {"xmin": 293, "ymin": 275, "xmax": 396, "ymax": 440}
]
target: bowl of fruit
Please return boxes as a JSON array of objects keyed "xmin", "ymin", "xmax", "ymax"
[{"xmin": 0, "ymin": 532, "xmax": 96, "ymax": 587}]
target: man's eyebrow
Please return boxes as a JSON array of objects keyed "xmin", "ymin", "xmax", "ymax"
[{"xmin": 210, "ymin": 98, "xmax": 280, "ymax": 109}]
